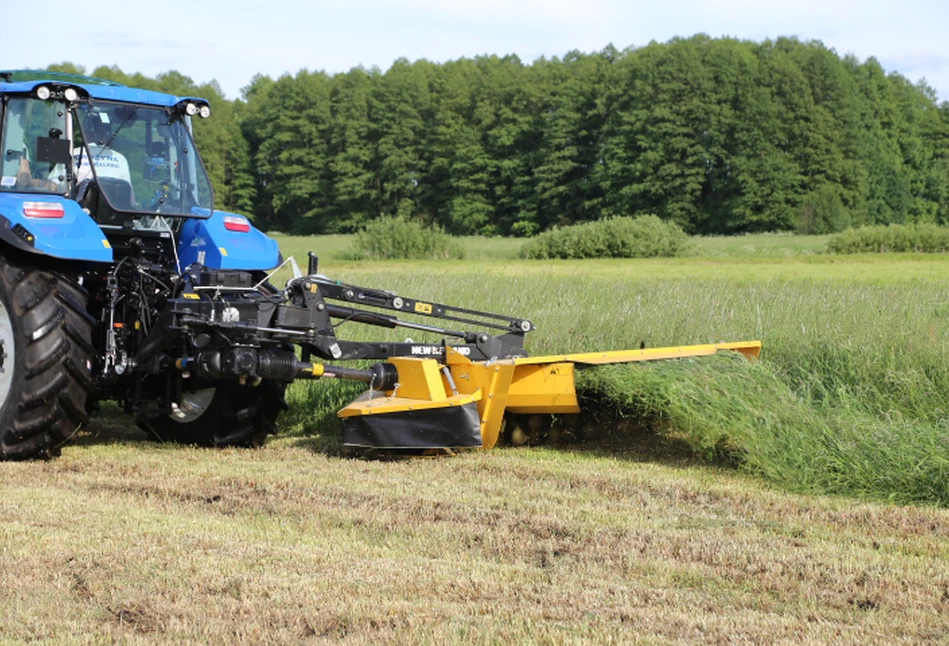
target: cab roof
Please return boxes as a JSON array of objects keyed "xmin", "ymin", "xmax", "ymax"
[{"xmin": 0, "ymin": 70, "xmax": 209, "ymax": 108}]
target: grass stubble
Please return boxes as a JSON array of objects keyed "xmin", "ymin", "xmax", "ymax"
[
  {"xmin": 2, "ymin": 434, "xmax": 949, "ymax": 644},
  {"xmin": 3, "ymin": 234, "xmax": 949, "ymax": 643}
]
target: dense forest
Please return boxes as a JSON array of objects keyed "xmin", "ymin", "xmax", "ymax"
[{"xmin": 48, "ymin": 34, "xmax": 949, "ymax": 236}]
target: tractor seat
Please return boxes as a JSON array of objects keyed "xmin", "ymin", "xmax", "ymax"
[{"xmin": 76, "ymin": 178, "xmax": 135, "ymax": 227}]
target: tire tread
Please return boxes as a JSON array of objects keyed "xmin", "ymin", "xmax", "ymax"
[{"xmin": 0, "ymin": 254, "xmax": 93, "ymax": 460}]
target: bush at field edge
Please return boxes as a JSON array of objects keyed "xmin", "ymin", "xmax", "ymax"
[
  {"xmin": 828, "ymin": 223, "xmax": 949, "ymax": 254},
  {"xmin": 520, "ymin": 215, "xmax": 690, "ymax": 259},
  {"xmin": 352, "ymin": 216, "xmax": 465, "ymax": 260}
]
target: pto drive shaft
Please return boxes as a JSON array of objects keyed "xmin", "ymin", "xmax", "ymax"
[{"xmin": 176, "ymin": 349, "xmax": 398, "ymax": 390}]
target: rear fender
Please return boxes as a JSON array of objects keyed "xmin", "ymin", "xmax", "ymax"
[
  {"xmin": 0, "ymin": 194, "xmax": 113, "ymax": 262},
  {"xmin": 177, "ymin": 210, "xmax": 280, "ymax": 270}
]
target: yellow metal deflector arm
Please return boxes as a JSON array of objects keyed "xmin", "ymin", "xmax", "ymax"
[{"xmin": 512, "ymin": 340, "xmax": 761, "ymax": 365}]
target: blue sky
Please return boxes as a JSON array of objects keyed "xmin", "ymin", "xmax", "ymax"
[{"xmin": 3, "ymin": 0, "xmax": 947, "ymax": 102}]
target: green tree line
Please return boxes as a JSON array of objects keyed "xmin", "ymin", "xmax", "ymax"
[{"xmin": 49, "ymin": 34, "xmax": 949, "ymax": 235}]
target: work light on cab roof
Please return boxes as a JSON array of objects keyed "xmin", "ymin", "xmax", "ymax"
[{"xmin": 178, "ymin": 100, "xmax": 211, "ymax": 118}]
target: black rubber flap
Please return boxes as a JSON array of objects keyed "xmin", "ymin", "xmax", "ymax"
[{"xmin": 342, "ymin": 401, "xmax": 483, "ymax": 449}]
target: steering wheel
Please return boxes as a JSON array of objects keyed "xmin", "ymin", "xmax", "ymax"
[{"xmin": 150, "ymin": 184, "xmax": 184, "ymax": 213}]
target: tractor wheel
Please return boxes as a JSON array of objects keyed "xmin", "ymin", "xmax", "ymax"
[
  {"xmin": 0, "ymin": 253, "xmax": 94, "ymax": 460},
  {"xmin": 139, "ymin": 380, "xmax": 288, "ymax": 448}
]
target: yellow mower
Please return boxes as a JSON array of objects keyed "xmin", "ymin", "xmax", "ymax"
[
  {"xmin": 337, "ymin": 341, "xmax": 761, "ymax": 451},
  {"xmin": 274, "ymin": 256, "xmax": 762, "ymax": 452}
]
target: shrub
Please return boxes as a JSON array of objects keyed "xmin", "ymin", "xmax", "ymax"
[
  {"xmin": 797, "ymin": 185, "xmax": 851, "ymax": 234},
  {"xmin": 520, "ymin": 215, "xmax": 690, "ymax": 259},
  {"xmin": 510, "ymin": 220, "xmax": 539, "ymax": 237},
  {"xmin": 828, "ymin": 223, "xmax": 949, "ymax": 254},
  {"xmin": 352, "ymin": 216, "xmax": 465, "ymax": 260}
]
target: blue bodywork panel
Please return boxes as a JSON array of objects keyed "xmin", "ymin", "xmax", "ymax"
[
  {"xmin": 0, "ymin": 78, "xmax": 207, "ymax": 109},
  {"xmin": 0, "ymin": 194, "xmax": 112, "ymax": 262},
  {"xmin": 178, "ymin": 210, "xmax": 280, "ymax": 270}
]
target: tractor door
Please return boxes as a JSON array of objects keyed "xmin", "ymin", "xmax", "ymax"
[{"xmin": 0, "ymin": 97, "xmax": 70, "ymax": 194}]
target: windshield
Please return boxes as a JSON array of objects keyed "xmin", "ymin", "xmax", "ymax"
[
  {"xmin": 0, "ymin": 97, "xmax": 69, "ymax": 194},
  {"xmin": 74, "ymin": 101, "xmax": 214, "ymax": 217}
]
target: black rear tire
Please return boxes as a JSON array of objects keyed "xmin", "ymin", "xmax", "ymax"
[
  {"xmin": 138, "ymin": 380, "xmax": 288, "ymax": 448},
  {"xmin": 0, "ymin": 253, "xmax": 94, "ymax": 460}
]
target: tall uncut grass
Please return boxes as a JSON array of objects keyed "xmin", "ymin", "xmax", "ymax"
[
  {"xmin": 577, "ymin": 357, "xmax": 949, "ymax": 506},
  {"xmin": 279, "ymin": 246, "xmax": 949, "ymax": 506}
]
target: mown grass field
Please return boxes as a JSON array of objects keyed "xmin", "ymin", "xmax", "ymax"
[{"xmin": 2, "ymin": 233, "xmax": 949, "ymax": 643}]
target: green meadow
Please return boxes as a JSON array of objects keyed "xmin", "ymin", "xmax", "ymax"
[{"xmin": 275, "ymin": 233, "xmax": 949, "ymax": 506}]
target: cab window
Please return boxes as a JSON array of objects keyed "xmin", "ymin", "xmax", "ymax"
[{"xmin": 0, "ymin": 97, "xmax": 68, "ymax": 194}]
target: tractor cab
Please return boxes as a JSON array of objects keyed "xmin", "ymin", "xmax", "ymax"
[{"xmin": 0, "ymin": 71, "xmax": 215, "ymax": 229}]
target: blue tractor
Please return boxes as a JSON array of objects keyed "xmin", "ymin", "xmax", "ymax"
[{"xmin": 0, "ymin": 71, "xmax": 535, "ymax": 459}]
